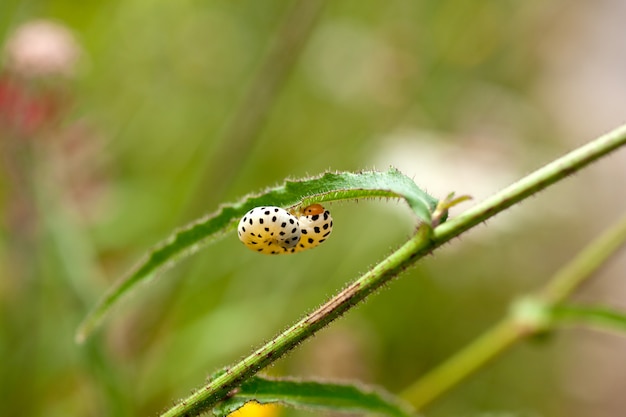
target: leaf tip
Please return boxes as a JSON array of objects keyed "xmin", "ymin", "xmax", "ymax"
[{"xmin": 74, "ymin": 313, "xmax": 98, "ymax": 344}]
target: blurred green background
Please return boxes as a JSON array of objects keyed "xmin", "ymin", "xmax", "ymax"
[{"xmin": 2, "ymin": 1, "xmax": 626, "ymax": 416}]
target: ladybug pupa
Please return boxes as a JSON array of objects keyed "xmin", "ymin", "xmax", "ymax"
[
  {"xmin": 293, "ymin": 204, "xmax": 333, "ymax": 253},
  {"xmin": 238, "ymin": 207, "xmax": 301, "ymax": 254},
  {"xmin": 237, "ymin": 204, "xmax": 333, "ymax": 255}
]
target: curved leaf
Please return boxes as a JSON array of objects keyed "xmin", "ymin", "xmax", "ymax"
[
  {"xmin": 76, "ymin": 168, "xmax": 438, "ymax": 342},
  {"xmin": 213, "ymin": 376, "xmax": 416, "ymax": 417}
]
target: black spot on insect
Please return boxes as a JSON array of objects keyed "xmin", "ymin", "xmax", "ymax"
[
  {"xmin": 243, "ymin": 216, "xmax": 247, "ymax": 222},
  {"xmin": 319, "ymin": 239, "xmax": 326, "ymax": 243},
  {"xmin": 314, "ymin": 226, "xmax": 320, "ymax": 234},
  {"xmin": 242, "ymin": 226, "xmax": 246, "ymax": 232},
  {"xmin": 271, "ymin": 251, "xmax": 277, "ymax": 254},
  {"xmin": 259, "ymin": 218, "xmax": 264, "ymax": 224},
  {"xmin": 249, "ymin": 218, "xmax": 253, "ymax": 225},
  {"xmin": 272, "ymin": 216, "xmax": 277, "ymax": 222},
  {"xmin": 322, "ymin": 223, "xmax": 328, "ymax": 230},
  {"xmin": 274, "ymin": 208, "xmax": 279, "ymax": 212},
  {"xmin": 291, "ymin": 248, "xmax": 296, "ymax": 253},
  {"xmin": 289, "ymin": 218, "xmax": 295, "ymax": 224},
  {"xmin": 299, "ymin": 243, "xmax": 305, "ymax": 248},
  {"xmin": 264, "ymin": 227, "xmax": 270, "ymax": 232},
  {"xmin": 281, "ymin": 222, "xmax": 287, "ymax": 227},
  {"xmin": 291, "ymin": 228, "xmax": 297, "ymax": 233},
  {"xmin": 264, "ymin": 210, "xmax": 270, "ymax": 215},
  {"xmin": 250, "ymin": 241, "xmax": 257, "ymax": 245},
  {"xmin": 324, "ymin": 211, "xmax": 329, "ymax": 220},
  {"xmin": 308, "ymin": 238, "xmax": 314, "ymax": 244},
  {"xmin": 279, "ymin": 231, "xmax": 285, "ymax": 236},
  {"xmin": 301, "ymin": 229, "xmax": 308, "ymax": 234},
  {"xmin": 323, "ymin": 231, "xmax": 331, "ymax": 237},
  {"xmin": 257, "ymin": 248, "xmax": 263, "ymax": 252},
  {"xmin": 250, "ymin": 232, "xmax": 256, "ymax": 237},
  {"xmin": 311, "ymin": 214, "xmax": 320, "ymax": 221}
]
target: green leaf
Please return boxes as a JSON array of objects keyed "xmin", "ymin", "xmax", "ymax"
[
  {"xmin": 551, "ymin": 304, "xmax": 626, "ymax": 334},
  {"xmin": 76, "ymin": 168, "xmax": 439, "ymax": 342},
  {"xmin": 212, "ymin": 376, "xmax": 416, "ymax": 417}
]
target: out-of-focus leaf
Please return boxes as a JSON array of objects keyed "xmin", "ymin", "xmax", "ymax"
[
  {"xmin": 212, "ymin": 376, "xmax": 416, "ymax": 417},
  {"xmin": 551, "ymin": 304, "xmax": 626, "ymax": 334}
]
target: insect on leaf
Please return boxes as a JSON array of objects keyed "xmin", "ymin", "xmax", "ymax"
[{"xmin": 76, "ymin": 168, "xmax": 439, "ymax": 342}]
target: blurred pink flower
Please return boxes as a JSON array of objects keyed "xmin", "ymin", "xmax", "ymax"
[
  {"xmin": 0, "ymin": 20, "xmax": 80, "ymax": 136},
  {"xmin": 3, "ymin": 19, "xmax": 81, "ymax": 78}
]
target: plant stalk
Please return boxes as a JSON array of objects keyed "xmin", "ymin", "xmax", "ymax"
[
  {"xmin": 401, "ymin": 318, "xmax": 520, "ymax": 409},
  {"xmin": 539, "ymin": 210, "xmax": 626, "ymax": 304}
]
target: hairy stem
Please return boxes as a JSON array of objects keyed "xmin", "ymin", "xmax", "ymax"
[
  {"xmin": 161, "ymin": 124, "xmax": 626, "ymax": 417},
  {"xmin": 434, "ymin": 124, "xmax": 626, "ymax": 243}
]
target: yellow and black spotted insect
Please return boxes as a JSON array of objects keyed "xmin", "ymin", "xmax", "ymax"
[{"xmin": 237, "ymin": 204, "xmax": 333, "ymax": 254}]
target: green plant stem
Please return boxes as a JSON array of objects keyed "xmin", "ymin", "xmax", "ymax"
[
  {"xmin": 161, "ymin": 124, "xmax": 626, "ymax": 417},
  {"xmin": 433, "ymin": 124, "xmax": 626, "ymax": 243},
  {"xmin": 401, "ymin": 318, "xmax": 520, "ymax": 409},
  {"xmin": 539, "ymin": 211, "xmax": 626, "ymax": 304},
  {"xmin": 401, "ymin": 192, "xmax": 626, "ymax": 411}
]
